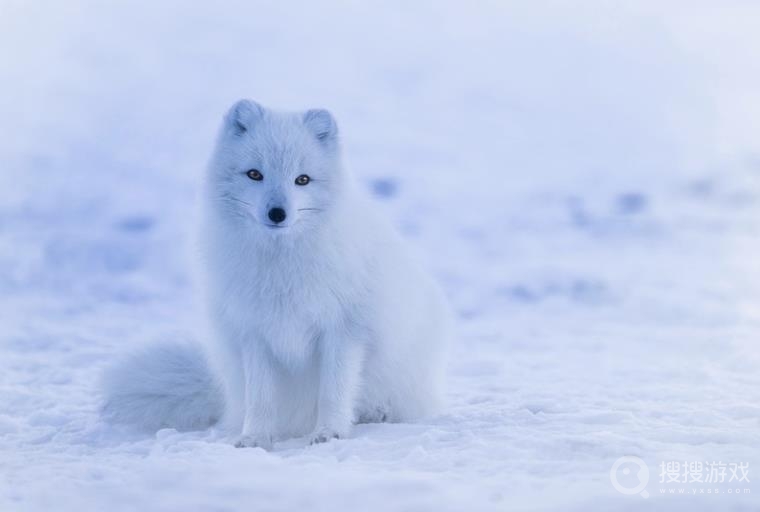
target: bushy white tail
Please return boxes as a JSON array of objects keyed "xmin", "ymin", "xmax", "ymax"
[{"xmin": 101, "ymin": 342, "xmax": 223, "ymax": 432}]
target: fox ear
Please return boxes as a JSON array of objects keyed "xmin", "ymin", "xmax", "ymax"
[
  {"xmin": 225, "ymin": 99, "xmax": 263, "ymax": 135},
  {"xmin": 303, "ymin": 109, "xmax": 338, "ymax": 146}
]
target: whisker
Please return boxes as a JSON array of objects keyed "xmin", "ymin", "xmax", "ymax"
[
  {"xmin": 298, "ymin": 208, "xmax": 324, "ymax": 212},
  {"xmin": 220, "ymin": 196, "xmax": 254, "ymax": 207}
]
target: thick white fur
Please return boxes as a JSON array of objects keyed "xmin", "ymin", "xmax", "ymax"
[
  {"xmin": 101, "ymin": 342, "xmax": 223, "ymax": 431},
  {"xmin": 102, "ymin": 100, "xmax": 452, "ymax": 448}
]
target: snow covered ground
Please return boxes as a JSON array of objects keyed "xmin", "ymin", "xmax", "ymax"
[{"xmin": 1, "ymin": 1, "xmax": 760, "ymax": 510}]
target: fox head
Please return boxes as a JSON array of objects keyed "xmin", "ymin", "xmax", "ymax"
[{"xmin": 207, "ymin": 100, "xmax": 343, "ymax": 235}]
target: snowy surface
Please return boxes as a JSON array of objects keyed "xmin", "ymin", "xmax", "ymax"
[{"xmin": 2, "ymin": 1, "xmax": 760, "ymax": 510}]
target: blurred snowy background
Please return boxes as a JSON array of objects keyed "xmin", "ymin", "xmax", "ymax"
[{"xmin": 1, "ymin": 1, "xmax": 759, "ymax": 510}]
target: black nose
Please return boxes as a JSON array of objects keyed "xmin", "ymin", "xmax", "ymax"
[{"xmin": 268, "ymin": 207, "xmax": 287, "ymax": 224}]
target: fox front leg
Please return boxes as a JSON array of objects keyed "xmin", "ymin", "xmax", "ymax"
[
  {"xmin": 234, "ymin": 344, "xmax": 278, "ymax": 450},
  {"xmin": 309, "ymin": 337, "xmax": 363, "ymax": 444}
]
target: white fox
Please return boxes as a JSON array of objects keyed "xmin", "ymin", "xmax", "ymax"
[{"xmin": 102, "ymin": 100, "xmax": 452, "ymax": 448}]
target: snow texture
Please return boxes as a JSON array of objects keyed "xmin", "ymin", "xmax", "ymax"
[{"xmin": 1, "ymin": 1, "xmax": 760, "ymax": 511}]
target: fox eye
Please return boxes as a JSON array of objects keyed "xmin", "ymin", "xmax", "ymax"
[
  {"xmin": 246, "ymin": 169, "xmax": 263, "ymax": 181},
  {"xmin": 295, "ymin": 174, "xmax": 310, "ymax": 186}
]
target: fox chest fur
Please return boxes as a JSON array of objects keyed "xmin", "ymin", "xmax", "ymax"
[{"xmin": 206, "ymin": 230, "xmax": 370, "ymax": 368}]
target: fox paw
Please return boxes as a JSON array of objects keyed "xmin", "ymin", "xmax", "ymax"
[
  {"xmin": 357, "ymin": 406, "xmax": 389, "ymax": 424},
  {"xmin": 234, "ymin": 434, "xmax": 273, "ymax": 450},
  {"xmin": 309, "ymin": 428, "xmax": 341, "ymax": 445}
]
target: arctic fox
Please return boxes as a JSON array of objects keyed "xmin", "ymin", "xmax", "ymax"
[{"xmin": 102, "ymin": 100, "xmax": 452, "ymax": 448}]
